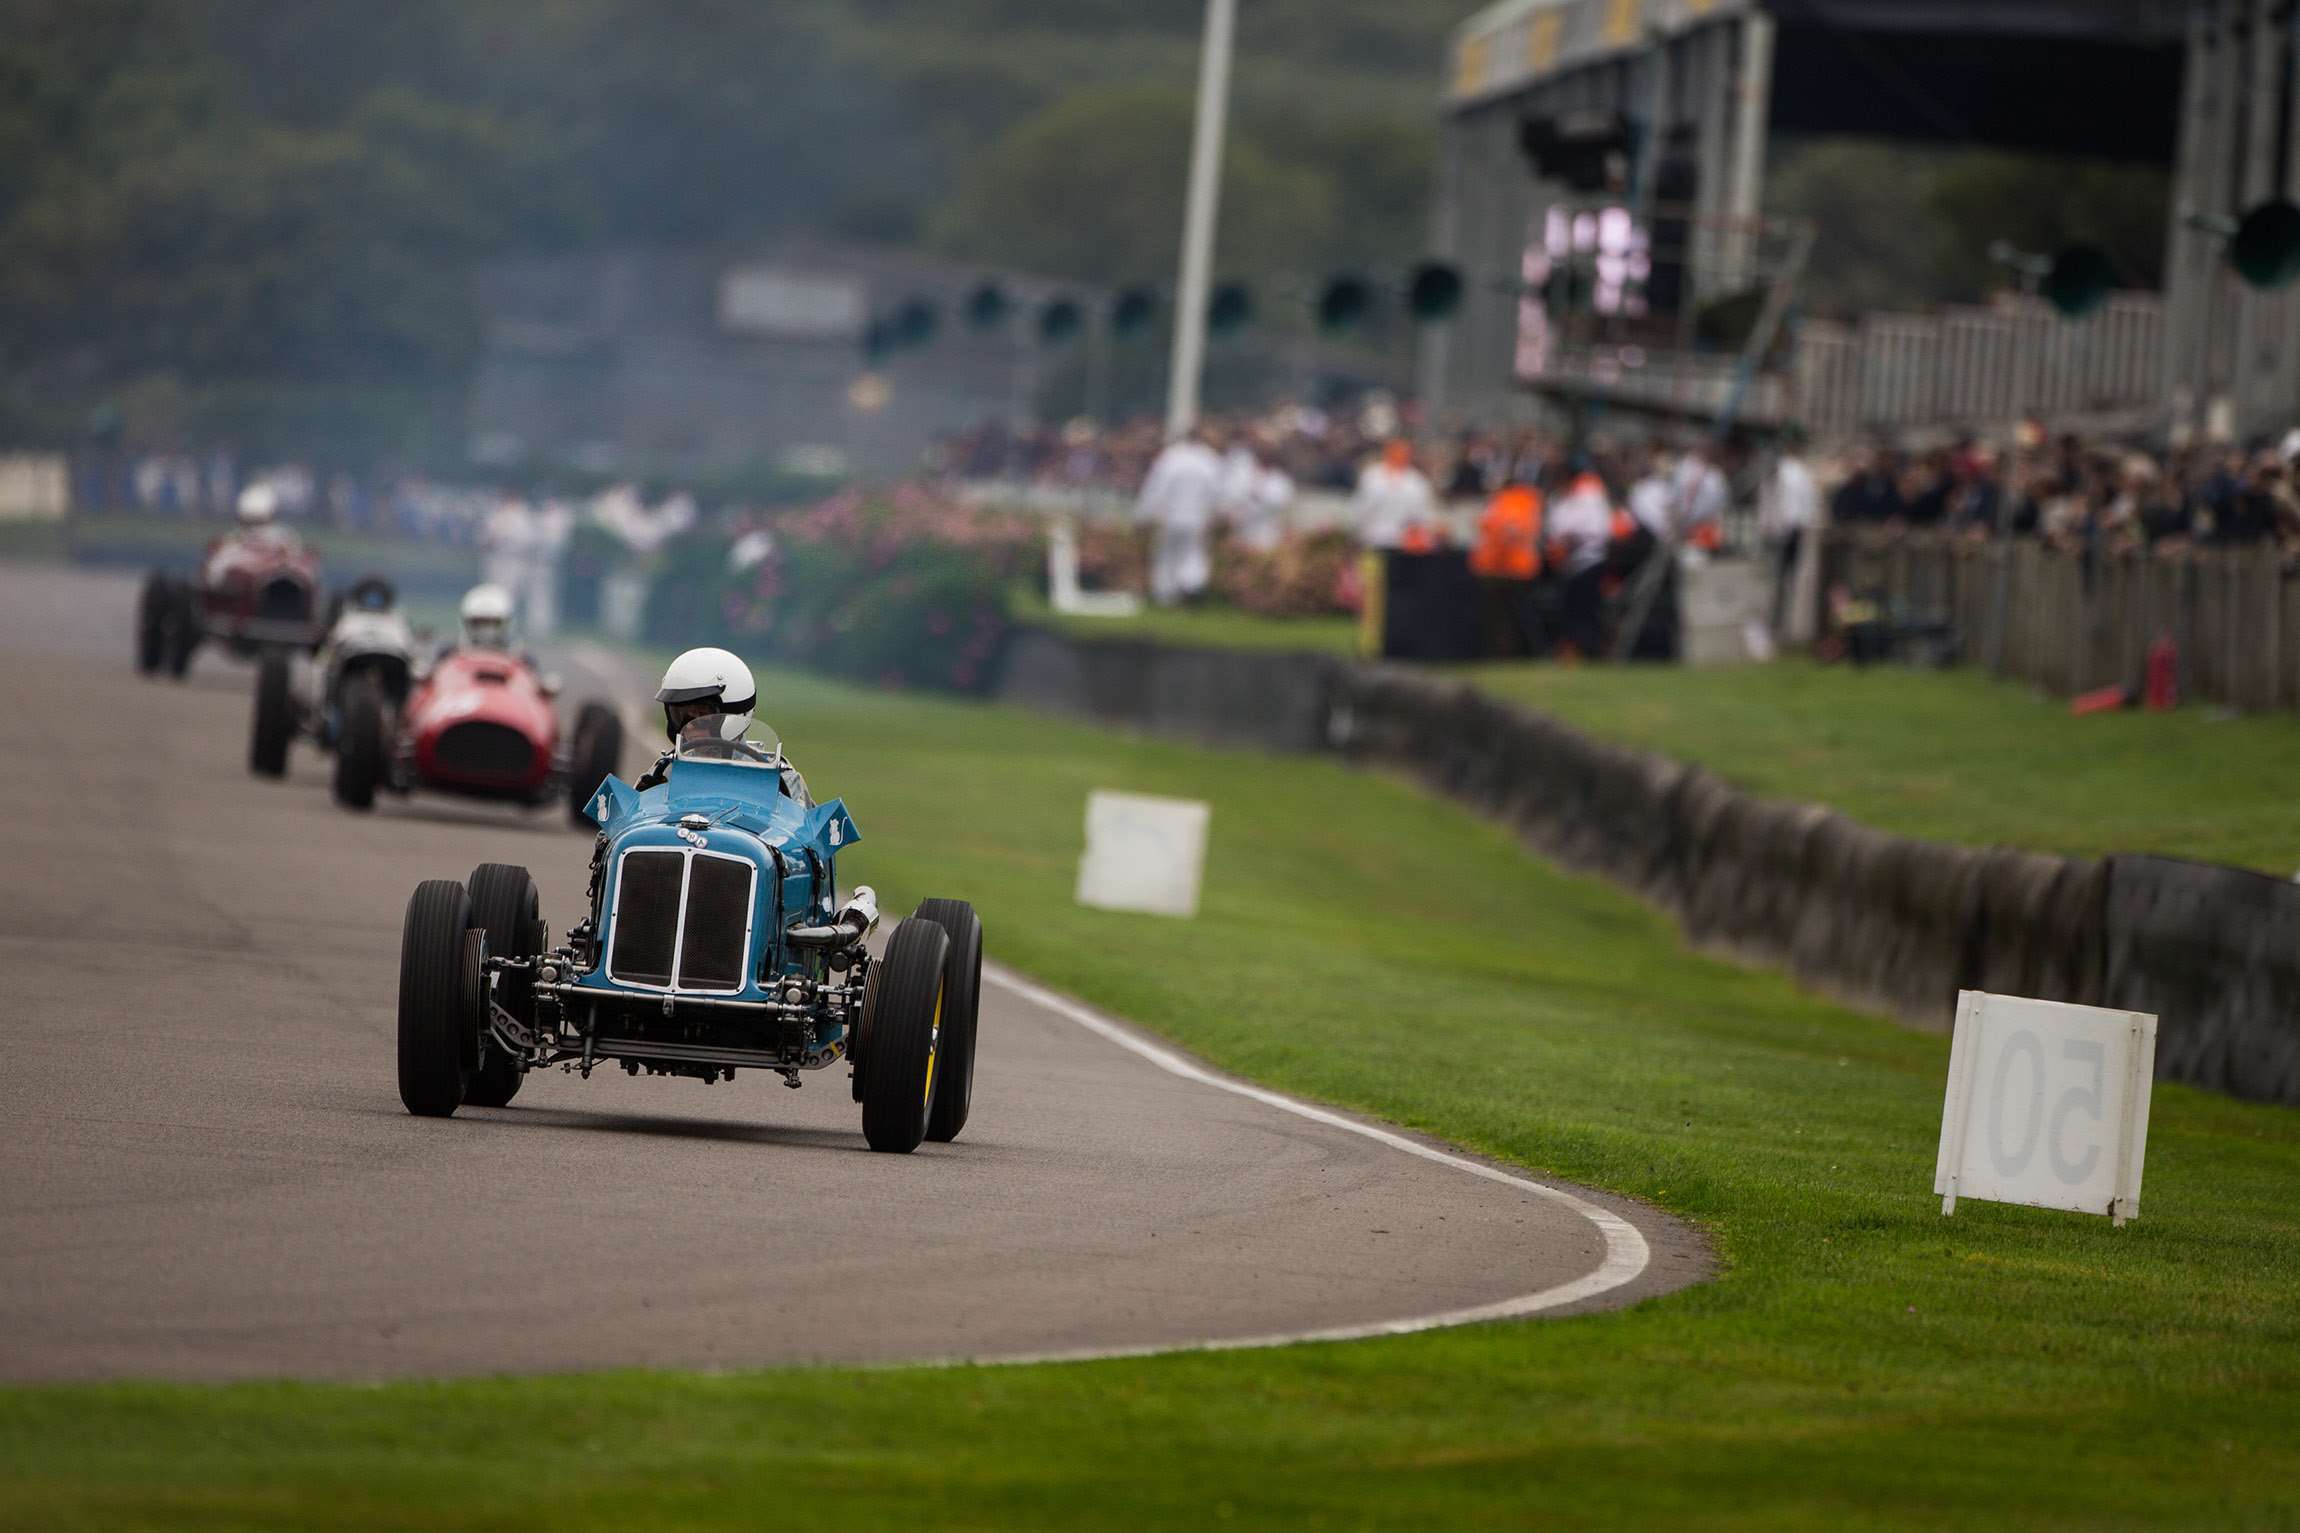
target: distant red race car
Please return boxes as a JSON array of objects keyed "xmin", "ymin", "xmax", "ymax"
[
  {"xmin": 332, "ymin": 646, "xmax": 624, "ymax": 829},
  {"xmin": 137, "ymin": 533, "xmax": 325, "ymax": 679}
]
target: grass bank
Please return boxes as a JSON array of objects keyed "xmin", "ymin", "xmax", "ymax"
[
  {"xmin": 1009, "ymin": 587, "xmax": 1361, "ymax": 656},
  {"xmin": 1471, "ymin": 658, "xmax": 2300, "ymax": 874},
  {"xmin": 1002, "ymin": 596, "xmax": 2300, "ymax": 873},
  {"xmin": 4, "ymin": 669, "xmax": 2295, "ymax": 1529}
]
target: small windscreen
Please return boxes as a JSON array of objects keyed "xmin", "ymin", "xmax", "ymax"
[{"xmin": 674, "ymin": 716, "xmax": 783, "ymax": 769}]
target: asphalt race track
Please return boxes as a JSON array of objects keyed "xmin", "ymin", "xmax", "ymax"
[{"xmin": 0, "ymin": 564, "xmax": 1703, "ymax": 1381}]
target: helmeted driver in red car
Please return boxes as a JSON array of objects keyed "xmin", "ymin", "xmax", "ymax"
[{"xmin": 202, "ymin": 483, "xmax": 301, "ymax": 584}]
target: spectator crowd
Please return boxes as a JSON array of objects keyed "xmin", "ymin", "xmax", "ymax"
[
  {"xmin": 73, "ymin": 401, "xmax": 2300, "ymax": 667},
  {"xmin": 972, "ymin": 401, "xmax": 1763, "ymax": 661},
  {"xmin": 1825, "ymin": 427, "xmax": 2300, "ymax": 556}
]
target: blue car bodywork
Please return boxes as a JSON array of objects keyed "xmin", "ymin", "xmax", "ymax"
[
  {"xmin": 396, "ymin": 719, "xmax": 981, "ymax": 1152},
  {"xmin": 576, "ymin": 756, "xmax": 862, "ymax": 1021},
  {"xmin": 530, "ymin": 736, "xmax": 878, "ymax": 1084}
]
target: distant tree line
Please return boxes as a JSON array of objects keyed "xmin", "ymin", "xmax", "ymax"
[{"xmin": 0, "ymin": 0, "xmax": 2173, "ymax": 463}]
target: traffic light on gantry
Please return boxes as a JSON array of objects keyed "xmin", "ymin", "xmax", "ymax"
[
  {"xmin": 1408, "ymin": 262, "xmax": 1464, "ymax": 323},
  {"xmin": 2231, "ymin": 200, "xmax": 2300, "ymax": 290},
  {"xmin": 965, "ymin": 283, "xmax": 1011, "ymax": 332},
  {"xmin": 1208, "ymin": 282, "xmax": 1253, "ymax": 336},
  {"xmin": 1038, "ymin": 298, "xmax": 1084, "ymax": 345},
  {"xmin": 889, "ymin": 297, "xmax": 938, "ymax": 349},
  {"xmin": 1317, "ymin": 275, "xmax": 1373, "ymax": 332},
  {"xmin": 1112, "ymin": 287, "xmax": 1159, "ymax": 337},
  {"xmin": 2040, "ymin": 247, "xmax": 2117, "ymax": 319}
]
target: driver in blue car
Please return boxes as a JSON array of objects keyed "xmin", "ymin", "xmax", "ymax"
[
  {"xmin": 633, "ymin": 646, "xmax": 810, "ymax": 805},
  {"xmin": 575, "ymin": 646, "xmax": 809, "ymax": 967}
]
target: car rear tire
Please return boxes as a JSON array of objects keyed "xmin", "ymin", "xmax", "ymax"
[
  {"xmin": 136, "ymin": 573, "xmax": 170, "ymax": 675},
  {"xmin": 859, "ymin": 918, "xmax": 951, "ymax": 1154},
  {"xmin": 915, "ymin": 898, "xmax": 982, "ymax": 1144},
  {"xmin": 398, "ymin": 880, "xmax": 478, "ymax": 1117},
  {"xmin": 161, "ymin": 585, "xmax": 197, "ymax": 679},
  {"xmin": 249, "ymin": 652, "xmax": 293, "ymax": 778},
  {"xmin": 334, "ymin": 674, "xmax": 386, "ymax": 811},
  {"xmin": 464, "ymin": 863, "xmax": 541, "ymax": 1109},
  {"xmin": 567, "ymin": 701, "xmax": 624, "ymax": 827}
]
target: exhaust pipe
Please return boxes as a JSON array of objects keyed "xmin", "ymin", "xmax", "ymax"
[{"xmin": 784, "ymin": 885, "xmax": 879, "ymax": 950}]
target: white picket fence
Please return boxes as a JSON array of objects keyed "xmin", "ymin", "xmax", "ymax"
[{"xmin": 1795, "ymin": 294, "xmax": 2164, "ymax": 443}]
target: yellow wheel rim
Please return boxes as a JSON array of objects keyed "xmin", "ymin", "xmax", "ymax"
[{"xmin": 922, "ymin": 981, "xmax": 942, "ymax": 1108}]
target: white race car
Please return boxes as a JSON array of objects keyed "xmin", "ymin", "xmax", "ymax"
[{"xmin": 248, "ymin": 576, "xmax": 419, "ymax": 796}]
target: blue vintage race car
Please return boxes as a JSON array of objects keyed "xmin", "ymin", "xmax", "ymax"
[{"xmin": 394, "ymin": 716, "xmax": 981, "ymax": 1153}]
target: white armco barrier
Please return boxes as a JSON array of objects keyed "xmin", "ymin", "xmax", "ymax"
[
  {"xmin": 0, "ymin": 453, "xmax": 68, "ymax": 521},
  {"xmin": 1075, "ymin": 790, "xmax": 1210, "ymax": 920},
  {"xmin": 1935, "ymin": 992, "xmax": 2157, "ymax": 1226}
]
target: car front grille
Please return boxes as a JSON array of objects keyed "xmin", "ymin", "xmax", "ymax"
[
  {"xmin": 678, "ymin": 855, "xmax": 751, "ymax": 989},
  {"xmin": 610, "ymin": 851, "xmax": 683, "ymax": 986},
  {"xmin": 258, "ymin": 576, "xmax": 310, "ymax": 623},
  {"xmin": 608, "ymin": 849, "xmax": 753, "ymax": 991},
  {"xmin": 434, "ymin": 721, "xmax": 536, "ymax": 779}
]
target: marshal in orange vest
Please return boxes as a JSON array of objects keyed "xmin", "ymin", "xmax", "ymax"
[{"xmin": 1469, "ymin": 485, "xmax": 1543, "ymax": 580}]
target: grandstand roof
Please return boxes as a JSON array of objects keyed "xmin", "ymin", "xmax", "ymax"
[{"xmin": 1447, "ymin": 0, "xmax": 2188, "ymax": 161}]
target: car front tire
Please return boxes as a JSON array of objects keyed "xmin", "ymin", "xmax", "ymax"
[
  {"xmin": 249, "ymin": 652, "xmax": 293, "ymax": 778},
  {"xmin": 463, "ymin": 863, "xmax": 542, "ymax": 1109},
  {"xmin": 334, "ymin": 674, "xmax": 386, "ymax": 811},
  {"xmin": 860, "ymin": 917, "xmax": 951, "ymax": 1154},
  {"xmin": 136, "ymin": 572, "xmax": 170, "ymax": 675},
  {"xmin": 567, "ymin": 701, "xmax": 624, "ymax": 828},
  {"xmin": 914, "ymin": 898, "xmax": 982, "ymax": 1144},
  {"xmin": 398, "ymin": 880, "xmax": 478, "ymax": 1117},
  {"xmin": 161, "ymin": 585, "xmax": 197, "ymax": 679}
]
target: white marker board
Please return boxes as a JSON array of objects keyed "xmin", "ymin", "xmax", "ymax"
[
  {"xmin": 1075, "ymin": 791, "xmax": 1209, "ymax": 919},
  {"xmin": 1935, "ymin": 991, "xmax": 2157, "ymax": 1225}
]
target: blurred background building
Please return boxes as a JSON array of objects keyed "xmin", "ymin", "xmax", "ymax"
[
  {"xmin": 467, "ymin": 242, "xmax": 1110, "ymax": 478},
  {"xmin": 1423, "ymin": 0, "xmax": 2292, "ymax": 444}
]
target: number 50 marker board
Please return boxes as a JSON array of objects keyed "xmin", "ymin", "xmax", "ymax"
[{"xmin": 1935, "ymin": 992, "xmax": 2158, "ymax": 1226}]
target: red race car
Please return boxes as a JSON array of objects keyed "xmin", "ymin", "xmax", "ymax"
[
  {"xmin": 333, "ymin": 646, "xmax": 625, "ymax": 830},
  {"xmin": 137, "ymin": 525, "xmax": 325, "ymax": 679}
]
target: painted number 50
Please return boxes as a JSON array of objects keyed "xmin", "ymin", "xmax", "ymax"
[{"xmin": 1988, "ymin": 1029, "xmax": 2105, "ymax": 1185}]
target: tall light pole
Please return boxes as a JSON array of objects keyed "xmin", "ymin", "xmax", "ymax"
[{"xmin": 1164, "ymin": 0, "xmax": 1237, "ymax": 439}]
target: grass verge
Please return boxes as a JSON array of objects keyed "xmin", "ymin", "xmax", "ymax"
[
  {"xmin": 1468, "ymin": 659, "xmax": 2300, "ymax": 872},
  {"xmin": 1009, "ymin": 586, "xmax": 1362, "ymax": 655},
  {"xmin": 1003, "ymin": 594, "xmax": 2300, "ymax": 871},
  {"xmin": 3, "ymin": 669, "xmax": 2296, "ymax": 1529}
]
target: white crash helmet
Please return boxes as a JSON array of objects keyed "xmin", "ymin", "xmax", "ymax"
[
  {"xmin": 656, "ymin": 647, "xmax": 756, "ymax": 742},
  {"xmin": 235, "ymin": 483, "xmax": 279, "ymax": 527},
  {"xmin": 459, "ymin": 583, "xmax": 514, "ymax": 650}
]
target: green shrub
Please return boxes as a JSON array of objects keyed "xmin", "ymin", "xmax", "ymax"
[
  {"xmin": 560, "ymin": 519, "xmax": 633, "ymax": 631},
  {"xmin": 640, "ymin": 528, "xmax": 745, "ymax": 649},
  {"xmin": 725, "ymin": 488, "xmax": 1035, "ymax": 693}
]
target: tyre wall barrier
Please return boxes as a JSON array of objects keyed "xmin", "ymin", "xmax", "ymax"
[
  {"xmin": 2097, "ymin": 857, "xmax": 2300, "ymax": 1104},
  {"xmin": 991, "ymin": 627, "xmax": 2298, "ymax": 1106},
  {"xmin": 992, "ymin": 627, "xmax": 1338, "ymax": 754}
]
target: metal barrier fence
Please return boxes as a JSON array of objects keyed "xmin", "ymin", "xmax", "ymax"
[
  {"xmin": 1796, "ymin": 295, "xmax": 2165, "ymax": 443},
  {"xmin": 1821, "ymin": 530, "xmax": 2295, "ymax": 712}
]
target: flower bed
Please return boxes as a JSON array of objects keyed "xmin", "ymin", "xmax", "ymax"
[
  {"xmin": 636, "ymin": 485, "xmax": 1359, "ymax": 694},
  {"xmin": 1210, "ymin": 528, "xmax": 1360, "ymax": 618},
  {"xmin": 724, "ymin": 486, "xmax": 1035, "ymax": 693}
]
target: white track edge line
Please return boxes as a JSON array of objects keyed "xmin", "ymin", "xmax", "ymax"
[
  {"xmin": 572, "ymin": 642, "xmax": 1656, "ymax": 1366},
  {"xmin": 962, "ymin": 962, "xmax": 1653, "ymax": 1366}
]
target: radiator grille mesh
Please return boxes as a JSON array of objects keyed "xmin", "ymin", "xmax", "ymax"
[
  {"xmin": 607, "ymin": 850, "xmax": 752, "ymax": 991},
  {"xmin": 678, "ymin": 856, "xmax": 751, "ymax": 989},
  {"xmin": 434, "ymin": 721, "xmax": 535, "ymax": 779},
  {"xmin": 609, "ymin": 851, "xmax": 683, "ymax": 986}
]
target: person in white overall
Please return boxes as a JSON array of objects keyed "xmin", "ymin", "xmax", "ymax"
[{"xmin": 1136, "ymin": 427, "xmax": 1224, "ymax": 606}]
